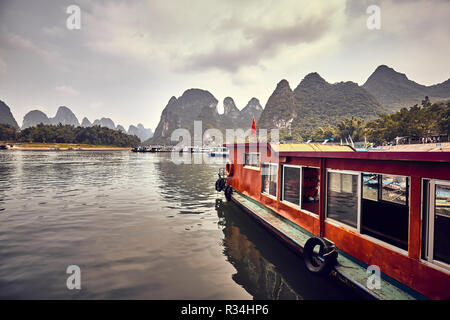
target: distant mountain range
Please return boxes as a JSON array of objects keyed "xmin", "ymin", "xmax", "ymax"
[
  {"xmin": 147, "ymin": 89, "xmax": 263, "ymax": 145},
  {"xmin": 22, "ymin": 106, "xmax": 80, "ymax": 128},
  {"xmin": 362, "ymin": 65, "xmax": 450, "ymax": 110},
  {"xmin": 147, "ymin": 65, "xmax": 449, "ymax": 142},
  {"xmin": 259, "ymin": 66, "xmax": 450, "ymax": 138},
  {"xmin": 2, "ymin": 65, "xmax": 449, "ymax": 143},
  {"xmin": 0, "ymin": 102, "xmax": 153, "ymax": 142}
]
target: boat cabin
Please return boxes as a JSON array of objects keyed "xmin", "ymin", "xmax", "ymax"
[{"xmin": 225, "ymin": 142, "xmax": 450, "ymax": 299}]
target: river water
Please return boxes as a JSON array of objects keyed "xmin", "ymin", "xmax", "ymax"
[{"xmin": 0, "ymin": 151, "xmax": 362, "ymax": 299}]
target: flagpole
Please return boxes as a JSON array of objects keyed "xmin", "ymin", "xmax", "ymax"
[{"xmin": 251, "ymin": 116, "xmax": 257, "ymax": 144}]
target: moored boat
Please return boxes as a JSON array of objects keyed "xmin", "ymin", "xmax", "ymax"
[
  {"xmin": 215, "ymin": 142, "xmax": 450, "ymax": 299},
  {"xmin": 209, "ymin": 146, "xmax": 229, "ymax": 157}
]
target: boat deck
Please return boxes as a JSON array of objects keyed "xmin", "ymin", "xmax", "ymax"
[{"xmin": 231, "ymin": 191, "xmax": 418, "ymax": 300}]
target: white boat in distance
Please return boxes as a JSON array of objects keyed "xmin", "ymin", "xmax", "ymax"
[
  {"xmin": 181, "ymin": 146, "xmax": 210, "ymax": 153},
  {"xmin": 208, "ymin": 146, "xmax": 229, "ymax": 157}
]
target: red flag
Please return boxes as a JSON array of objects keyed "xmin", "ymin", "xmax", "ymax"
[{"xmin": 251, "ymin": 116, "xmax": 256, "ymax": 137}]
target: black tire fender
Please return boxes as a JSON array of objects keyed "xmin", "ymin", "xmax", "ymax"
[
  {"xmin": 215, "ymin": 178, "xmax": 226, "ymax": 192},
  {"xmin": 224, "ymin": 185, "xmax": 233, "ymax": 201},
  {"xmin": 303, "ymin": 237, "xmax": 338, "ymax": 275}
]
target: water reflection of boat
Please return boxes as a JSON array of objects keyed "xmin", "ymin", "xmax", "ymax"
[
  {"xmin": 215, "ymin": 199, "xmax": 360, "ymax": 300},
  {"xmin": 218, "ymin": 204, "xmax": 301, "ymax": 299},
  {"xmin": 181, "ymin": 146, "xmax": 208, "ymax": 153}
]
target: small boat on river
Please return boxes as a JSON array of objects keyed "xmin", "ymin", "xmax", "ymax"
[{"xmin": 209, "ymin": 146, "xmax": 229, "ymax": 157}]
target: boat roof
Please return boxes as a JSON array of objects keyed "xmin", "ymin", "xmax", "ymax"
[
  {"xmin": 225, "ymin": 142, "xmax": 450, "ymax": 163},
  {"xmin": 271, "ymin": 143, "xmax": 353, "ymax": 153},
  {"xmin": 227, "ymin": 142, "xmax": 354, "ymax": 153}
]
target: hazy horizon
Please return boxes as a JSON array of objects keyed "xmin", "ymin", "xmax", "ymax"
[{"xmin": 1, "ymin": 0, "xmax": 449, "ymax": 131}]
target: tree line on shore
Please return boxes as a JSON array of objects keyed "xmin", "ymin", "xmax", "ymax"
[
  {"xmin": 0, "ymin": 123, "xmax": 141, "ymax": 147},
  {"xmin": 310, "ymin": 97, "xmax": 450, "ymax": 144}
]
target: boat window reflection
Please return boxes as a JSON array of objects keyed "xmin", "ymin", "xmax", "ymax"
[
  {"xmin": 261, "ymin": 163, "xmax": 278, "ymax": 198},
  {"xmin": 282, "ymin": 166, "xmax": 300, "ymax": 206},
  {"xmin": 381, "ymin": 175, "xmax": 408, "ymax": 205},
  {"xmin": 301, "ymin": 167, "xmax": 320, "ymax": 215},
  {"xmin": 327, "ymin": 171, "xmax": 359, "ymax": 228}
]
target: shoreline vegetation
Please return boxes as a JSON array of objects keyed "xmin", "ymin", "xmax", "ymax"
[
  {"xmin": 0, "ymin": 123, "xmax": 140, "ymax": 148},
  {"xmin": 1, "ymin": 142, "xmax": 131, "ymax": 151},
  {"xmin": 309, "ymin": 97, "xmax": 449, "ymax": 144}
]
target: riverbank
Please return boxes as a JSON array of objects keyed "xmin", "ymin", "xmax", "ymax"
[{"xmin": 0, "ymin": 142, "xmax": 131, "ymax": 151}]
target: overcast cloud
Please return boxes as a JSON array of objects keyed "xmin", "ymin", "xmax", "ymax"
[{"xmin": 0, "ymin": 0, "xmax": 449, "ymax": 130}]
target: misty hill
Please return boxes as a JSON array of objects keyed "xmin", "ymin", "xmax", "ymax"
[
  {"xmin": 258, "ymin": 73, "xmax": 386, "ymax": 139},
  {"xmin": 22, "ymin": 106, "xmax": 79, "ymax": 129},
  {"xmin": 148, "ymin": 89, "xmax": 218, "ymax": 145},
  {"xmin": 128, "ymin": 124, "xmax": 153, "ymax": 142},
  {"xmin": 219, "ymin": 97, "xmax": 263, "ymax": 130},
  {"xmin": 0, "ymin": 100, "xmax": 19, "ymax": 129},
  {"xmin": 240, "ymin": 98, "xmax": 263, "ymax": 124},
  {"xmin": 22, "ymin": 110, "xmax": 51, "ymax": 129},
  {"xmin": 81, "ymin": 117, "xmax": 92, "ymax": 127},
  {"xmin": 81, "ymin": 116, "xmax": 154, "ymax": 142},
  {"xmin": 20, "ymin": 105, "xmax": 153, "ymax": 142},
  {"xmin": 93, "ymin": 117, "xmax": 116, "ymax": 130},
  {"xmin": 362, "ymin": 65, "xmax": 450, "ymax": 110},
  {"xmin": 147, "ymin": 89, "xmax": 263, "ymax": 145},
  {"xmin": 53, "ymin": 106, "xmax": 80, "ymax": 126},
  {"xmin": 116, "ymin": 125, "xmax": 126, "ymax": 132}
]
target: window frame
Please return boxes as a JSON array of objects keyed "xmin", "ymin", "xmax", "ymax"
[
  {"xmin": 281, "ymin": 164, "xmax": 302, "ymax": 209},
  {"xmin": 300, "ymin": 166, "xmax": 321, "ymax": 216},
  {"xmin": 243, "ymin": 152, "xmax": 260, "ymax": 170},
  {"xmin": 326, "ymin": 169, "xmax": 362, "ymax": 232},
  {"xmin": 326, "ymin": 169, "xmax": 411, "ymax": 255},
  {"xmin": 423, "ymin": 179, "xmax": 450, "ymax": 271},
  {"xmin": 280, "ymin": 165, "xmax": 321, "ymax": 217},
  {"xmin": 261, "ymin": 162, "xmax": 278, "ymax": 200}
]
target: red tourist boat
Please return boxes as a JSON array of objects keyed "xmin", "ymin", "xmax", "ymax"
[{"xmin": 216, "ymin": 142, "xmax": 450, "ymax": 299}]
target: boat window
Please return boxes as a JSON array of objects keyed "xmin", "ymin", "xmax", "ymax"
[
  {"xmin": 301, "ymin": 167, "xmax": 320, "ymax": 214},
  {"xmin": 244, "ymin": 153, "xmax": 260, "ymax": 168},
  {"xmin": 423, "ymin": 180, "xmax": 450, "ymax": 268},
  {"xmin": 381, "ymin": 175, "xmax": 408, "ymax": 205},
  {"xmin": 327, "ymin": 171, "xmax": 359, "ymax": 228},
  {"xmin": 261, "ymin": 163, "xmax": 278, "ymax": 198},
  {"xmin": 282, "ymin": 166, "xmax": 300, "ymax": 206},
  {"xmin": 360, "ymin": 173, "xmax": 409, "ymax": 250}
]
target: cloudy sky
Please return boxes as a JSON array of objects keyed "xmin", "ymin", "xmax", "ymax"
[{"xmin": 0, "ymin": 0, "xmax": 449, "ymax": 130}]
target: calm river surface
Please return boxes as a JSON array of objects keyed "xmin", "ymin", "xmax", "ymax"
[{"xmin": 0, "ymin": 151, "xmax": 362, "ymax": 299}]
